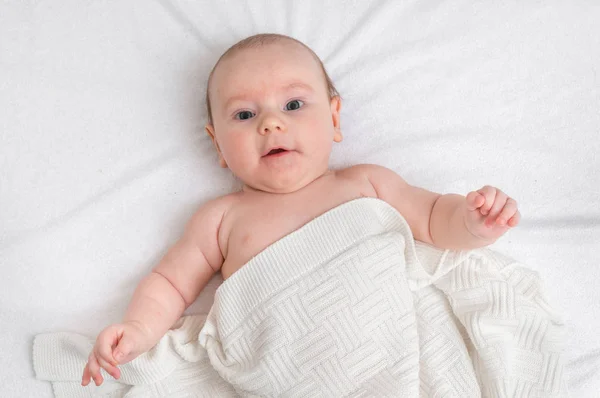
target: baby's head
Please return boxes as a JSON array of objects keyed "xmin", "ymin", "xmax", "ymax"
[{"xmin": 205, "ymin": 34, "xmax": 342, "ymax": 194}]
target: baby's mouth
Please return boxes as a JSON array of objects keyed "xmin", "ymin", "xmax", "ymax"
[
  {"xmin": 266, "ymin": 148, "xmax": 287, "ymax": 156},
  {"xmin": 262, "ymin": 147, "xmax": 291, "ymax": 157}
]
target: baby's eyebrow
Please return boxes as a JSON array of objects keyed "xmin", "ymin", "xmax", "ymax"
[
  {"xmin": 223, "ymin": 94, "xmax": 253, "ymax": 112},
  {"xmin": 284, "ymin": 82, "xmax": 314, "ymax": 92},
  {"xmin": 223, "ymin": 82, "xmax": 314, "ymax": 111}
]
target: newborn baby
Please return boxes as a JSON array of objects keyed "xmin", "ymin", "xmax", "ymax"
[{"xmin": 82, "ymin": 33, "xmax": 520, "ymax": 386}]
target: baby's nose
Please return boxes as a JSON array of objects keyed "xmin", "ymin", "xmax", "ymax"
[{"xmin": 259, "ymin": 114, "xmax": 286, "ymax": 135}]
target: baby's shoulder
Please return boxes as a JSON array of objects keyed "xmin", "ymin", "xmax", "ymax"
[
  {"xmin": 336, "ymin": 164, "xmax": 408, "ymax": 199},
  {"xmin": 335, "ymin": 163, "xmax": 397, "ymax": 183},
  {"xmin": 186, "ymin": 193, "xmax": 238, "ymax": 233}
]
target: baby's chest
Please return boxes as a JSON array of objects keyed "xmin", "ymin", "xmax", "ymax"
[
  {"xmin": 222, "ymin": 193, "xmax": 372, "ymax": 278},
  {"xmin": 233, "ymin": 208, "xmax": 317, "ymax": 253},
  {"xmin": 231, "ymin": 200, "xmax": 336, "ymax": 255}
]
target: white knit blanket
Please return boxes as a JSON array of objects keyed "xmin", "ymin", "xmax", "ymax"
[{"xmin": 33, "ymin": 198, "xmax": 567, "ymax": 397}]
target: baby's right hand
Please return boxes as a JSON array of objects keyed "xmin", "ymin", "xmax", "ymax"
[{"xmin": 81, "ymin": 321, "xmax": 151, "ymax": 386}]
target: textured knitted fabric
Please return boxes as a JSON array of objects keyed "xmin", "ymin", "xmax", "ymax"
[
  {"xmin": 34, "ymin": 198, "xmax": 567, "ymax": 397},
  {"xmin": 34, "ymin": 315, "xmax": 236, "ymax": 397}
]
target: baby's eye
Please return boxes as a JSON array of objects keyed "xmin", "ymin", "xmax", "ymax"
[
  {"xmin": 285, "ymin": 100, "xmax": 304, "ymax": 111},
  {"xmin": 235, "ymin": 110, "xmax": 255, "ymax": 120}
]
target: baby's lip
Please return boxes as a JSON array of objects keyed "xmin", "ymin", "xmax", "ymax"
[{"xmin": 261, "ymin": 146, "xmax": 293, "ymax": 157}]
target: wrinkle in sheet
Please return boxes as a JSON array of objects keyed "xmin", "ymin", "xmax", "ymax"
[
  {"xmin": 1, "ymin": 138, "xmax": 201, "ymax": 251},
  {"xmin": 324, "ymin": 0, "xmax": 401, "ymax": 71},
  {"xmin": 567, "ymin": 349, "xmax": 600, "ymax": 389},
  {"xmin": 284, "ymin": 0, "xmax": 301, "ymax": 39},
  {"xmin": 521, "ymin": 217, "xmax": 600, "ymax": 229},
  {"xmin": 153, "ymin": 0, "xmax": 218, "ymax": 54}
]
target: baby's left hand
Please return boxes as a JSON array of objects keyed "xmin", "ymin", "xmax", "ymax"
[{"xmin": 464, "ymin": 185, "xmax": 520, "ymax": 241}]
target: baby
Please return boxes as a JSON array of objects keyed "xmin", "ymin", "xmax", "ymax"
[{"xmin": 82, "ymin": 33, "xmax": 520, "ymax": 386}]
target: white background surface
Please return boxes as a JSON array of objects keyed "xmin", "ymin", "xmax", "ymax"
[{"xmin": 1, "ymin": 1, "xmax": 599, "ymax": 396}]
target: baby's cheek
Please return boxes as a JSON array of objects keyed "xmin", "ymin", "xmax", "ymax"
[
  {"xmin": 226, "ymin": 136, "xmax": 254, "ymax": 166},
  {"xmin": 315, "ymin": 119, "xmax": 336, "ymax": 146}
]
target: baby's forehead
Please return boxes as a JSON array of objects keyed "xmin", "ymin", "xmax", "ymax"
[
  {"xmin": 222, "ymin": 40, "xmax": 316, "ymax": 70},
  {"xmin": 220, "ymin": 38, "xmax": 322, "ymax": 75},
  {"xmin": 210, "ymin": 41, "xmax": 323, "ymax": 90}
]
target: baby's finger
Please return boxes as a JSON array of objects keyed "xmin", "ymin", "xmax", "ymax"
[
  {"xmin": 96, "ymin": 332, "xmax": 118, "ymax": 366},
  {"xmin": 466, "ymin": 191, "xmax": 485, "ymax": 211},
  {"xmin": 476, "ymin": 186, "xmax": 497, "ymax": 215},
  {"xmin": 495, "ymin": 198, "xmax": 518, "ymax": 226},
  {"xmin": 88, "ymin": 353, "xmax": 104, "ymax": 386},
  {"xmin": 97, "ymin": 355, "xmax": 121, "ymax": 380},
  {"xmin": 82, "ymin": 363, "xmax": 92, "ymax": 386},
  {"xmin": 484, "ymin": 190, "xmax": 508, "ymax": 224},
  {"xmin": 112, "ymin": 330, "xmax": 137, "ymax": 364},
  {"xmin": 507, "ymin": 210, "xmax": 521, "ymax": 227}
]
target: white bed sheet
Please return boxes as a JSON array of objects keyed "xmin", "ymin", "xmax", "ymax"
[{"xmin": 1, "ymin": 1, "xmax": 599, "ymax": 396}]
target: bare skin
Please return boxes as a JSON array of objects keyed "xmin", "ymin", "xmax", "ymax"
[{"xmin": 82, "ymin": 37, "xmax": 520, "ymax": 386}]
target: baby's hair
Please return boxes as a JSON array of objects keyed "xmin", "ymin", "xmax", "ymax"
[{"xmin": 205, "ymin": 33, "xmax": 339, "ymax": 125}]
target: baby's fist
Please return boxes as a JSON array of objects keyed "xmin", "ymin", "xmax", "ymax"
[{"xmin": 464, "ymin": 185, "xmax": 520, "ymax": 241}]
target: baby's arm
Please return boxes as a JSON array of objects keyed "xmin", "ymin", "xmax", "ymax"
[
  {"xmin": 82, "ymin": 198, "xmax": 227, "ymax": 386},
  {"xmin": 362, "ymin": 164, "xmax": 519, "ymax": 250},
  {"xmin": 124, "ymin": 199, "xmax": 225, "ymax": 346}
]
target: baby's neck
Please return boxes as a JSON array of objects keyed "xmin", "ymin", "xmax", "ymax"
[{"xmin": 241, "ymin": 169, "xmax": 334, "ymax": 195}]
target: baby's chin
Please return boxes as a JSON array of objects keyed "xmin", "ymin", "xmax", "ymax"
[{"xmin": 232, "ymin": 153, "xmax": 332, "ymax": 194}]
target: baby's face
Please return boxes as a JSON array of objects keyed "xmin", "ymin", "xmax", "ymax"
[{"xmin": 206, "ymin": 41, "xmax": 342, "ymax": 194}]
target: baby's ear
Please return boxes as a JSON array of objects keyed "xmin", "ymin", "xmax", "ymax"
[
  {"xmin": 205, "ymin": 124, "xmax": 228, "ymax": 168},
  {"xmin": 330, "ymin": 96, "xmax": 343, "ymax": 143}
]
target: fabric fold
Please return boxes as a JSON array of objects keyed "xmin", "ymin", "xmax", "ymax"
[{"xmin": 34, "ymin": 315, "xmax": 237, "ymax": 397}]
